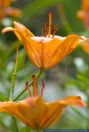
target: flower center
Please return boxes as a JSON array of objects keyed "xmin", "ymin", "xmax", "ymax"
[
  {"xmin": 26, "ymin": 75, "xmax": 45, "ymax": 97},
  {"xmin": 42, "ymin": 12, "xmax": 58, "ymax": 38}
]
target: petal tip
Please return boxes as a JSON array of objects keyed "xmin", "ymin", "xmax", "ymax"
[
  {"xmin": 13, "ymin": 21, "xmax": 18, "ymax": 25},
  {"xmin": 2, "ymin": 27, "xmax": 14, "ymax": 34},
  {"xmin": 13, "ymin": 21, "xmax": 23, "ymax": 27},
  {"xmin": 62, "ymin": 96, "xmax": 87, "ymax": 107}
]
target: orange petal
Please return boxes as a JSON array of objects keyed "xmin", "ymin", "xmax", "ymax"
[
  {"xmin": 61, "ymin": 34, "xmax": 80, "ymax": 56},
  {"xmin": 59, "ymin": 96, "xmax": 86, "ymax": 107},
  {"xmin": 82, "ymin": 0, "xmax": 89, "ymax": 11},
  {"xmin": 2, "ymin": 27, "xmax": 15, "ymax": 33},
  {"xmin": 26, "ymin": 37, "xmax": 62, "ymax": 69},
  {"xmin": 0, "ymin": 0, "xmax": 13, "ymax": 8},
  {"xmin": 43, "ymin": 34, "xmax": 80, "ymax": 69},
  {"xmin": 14, "ymin": 21, "xmax": 34, "ymax": 37},
  {"xmin": 79, "ymin": 37, "xmax": 89, "ymax": 54},
  {"xmin": 2, "ymin": 26, "xmax": 39, "ymax": 67},
  {"xmin": 82, "ymin": 43, "xmax": 89, "ymax": 54},
  {"xmin": 0, "ymin": 96, "xmax": 86, "ymax": 129}
]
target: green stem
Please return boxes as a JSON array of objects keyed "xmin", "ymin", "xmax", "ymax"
[
  {"xmin": 13, "ymin": 69, "xmax": 44, "ymax": 101},
  {"xmin": 10, "ymin": 45, "xmax": 18, "ymax": 100},
  {"xmin": 12, "ymin": 116, "xmax": 19, "ymax": 132},
  {"xmin": 58, "ymin": 4, "xmax": 73, "ymax": 34}
]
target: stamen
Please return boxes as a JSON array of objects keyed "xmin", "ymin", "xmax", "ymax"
[
  {"xmin": 26, "ymin": 82, "xmax": 32, "ymax": 96},
  {"xmin": 48, "ymin": 12, "xmax": 52, "ymax": 37},
  {"xmin": 52, "ymin": 24, "xmax": 59, "ymax": 38},
  {"xmin": 40, "ymin": 80, "xmax": 45, "ymax": 96},
  {"xmin": 42, "ymin": 23, "xmax": 48, "ymax": 37},
  {"xmin": 32, "ymin": 75, "xmax": 38, "ymax": 96}
]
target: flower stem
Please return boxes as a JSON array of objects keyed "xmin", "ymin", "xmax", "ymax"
[
  {"xmin": 58, "ymin": 4, "xmax": 73, "ymax": 34},
  {"xmin": 13, "ymin": 69, "xmax": 44, "ymax": 101},
  {"xmin": 10, "ymin": 45, "xmax": 18, "ymax": 100},
  {"xmin": 12, "ymin": 116, "xmax": 19, "ymax": 132}
]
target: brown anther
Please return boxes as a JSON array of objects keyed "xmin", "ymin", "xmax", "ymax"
[
  {"xmin": 48, "ymin": 12, "xmax": 52, "ymax": 37},
  {"xmin": 40, "ymin": 80, "xmax": 45, "ymax": 96},
  {"xmin": 42, "ymin": 23, "xmax": 48, "ymax": 37},
  {"xmin": 52, "ymin": 24, "xmax": 59, "ymax": 38},
  {"xmin": 32, "ymin": 75, "xmax": 38, "ymax": 96},
  {"xmin": 26, "ymin": 82, "xmax": 32, "ymax": 96}
]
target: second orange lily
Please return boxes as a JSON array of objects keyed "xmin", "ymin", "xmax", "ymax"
[{"xmin": 0, "ymin": 75, "xmax": 86, "ymax": 130}]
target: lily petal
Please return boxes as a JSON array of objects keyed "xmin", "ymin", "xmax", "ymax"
[
  {"xmin": 0, "ymin": 96, "xmax": 86, "ymax": 129},
  {"xmin": 79, "ymin": 36, "xmax": 89, "ymax": 54},
  {"xmin": 43, "ymin": 35, "xmax": 80, "ymax": 69},
  {"xmin": 14, "ymin": 21, "xmax": 34, "ymax": 37},
  {"xmin": 0, "ymin": 0, "xmax": 13, "ymax": 8},
  {"xmin": 82, "ymin": 0, "xmax": 89, "ymax": 11}
]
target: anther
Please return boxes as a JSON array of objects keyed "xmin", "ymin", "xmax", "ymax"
[
  {"xmin": 42, "ymin": 23, "xmax": 48, "ymax": 37},
  {"xmin": 40, "ymin": 80, "xmax": 45, "ymax": 96},
  {"xmin": 26, "ymin": 82, "xmax": 32, "ymax": 96},
  {"xmin": 52, "ymin": 24, "xmax": 59, "ymax": 38},
  {"xmin": 32, "ymin": 75, "xmax": 38, "ymax": 96},
  {"xmin": 48, "ymin": 12, "xmax": 52, "ymax": 37}
]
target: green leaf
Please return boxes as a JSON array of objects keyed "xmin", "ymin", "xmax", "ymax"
[
  {"xmin": 0, "ymin": 93, "xmax": 9, "ymax": 101},
  {"xmin": 23, "ymin": 0, "xmax": 65, "ymax": 20}
]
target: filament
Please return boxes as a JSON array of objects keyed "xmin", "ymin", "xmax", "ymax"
[
  {"xmin": 26, "ymin": 82, "xmax": 32, "ymax": 96},
  {"xmin": 42, "ymin": 23, "xmax": 48, "ymax": 37},
  {"xmin": 40, "ymin": 80, "xmax": 45, "ymax": 96},
  {"xmin": 52, "ymin": 24, "xmax": 59, "ymax": 38}
]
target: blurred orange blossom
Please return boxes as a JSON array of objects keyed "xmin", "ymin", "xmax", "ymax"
[
  {"xmin": 2, "ymin": 13, "xmax": 89, "ymax": 69},
  {"xmin": 0, "ymin": 75, "xmax": 86, "ymax": 129},
  {"xmin": 77, "ymin": 0, "xmax": 89, "ymax": 28},
  {"xmin": 79, "ymin": 36, "xmax": 89, "ymax": 54},
  {"xmin": 0, "ymin": 0, "xmax": 22, "ymax": 20}
]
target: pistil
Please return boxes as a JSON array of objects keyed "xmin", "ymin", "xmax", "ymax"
[
  {"xmin": 48, "ymin": 12, "xmax": 52, "ymax": 37},
  {"xmin": 32, "ymin": 75, "xmax": 38, "ymax": 96}
]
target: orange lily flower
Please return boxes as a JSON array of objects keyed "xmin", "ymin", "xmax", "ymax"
[
  {"xmin": 82, "ymin": 43, "xmax": 89, "ymax": 54},
  {"xmin": 0, "ymin": 75, "xmax": 86, "ymax": 130},
  {"xmin": 2, "ymin": 13, "xmax": 88, "ymax": 70},
  {"xmin": 79, "ymin": 36, "xmax": 89, "ymax": 54},
  {"xmin": 0, "ymin": 0, "xmax": 22, "ymax": 20},
  {"xmin": 77, "ymin": 0, "xmax": 89, "ymax": 28}
]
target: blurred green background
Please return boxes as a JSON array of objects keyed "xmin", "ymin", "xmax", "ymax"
[{"xmin": 0, "ymin": 0, "xmax": 89, "ymax": 131}]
